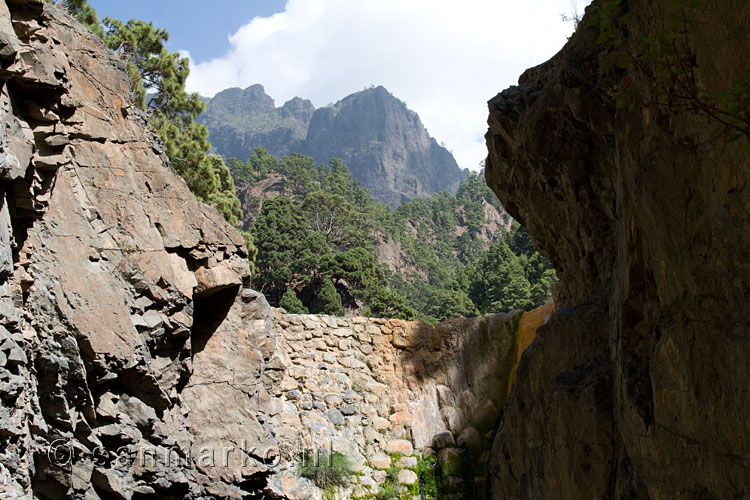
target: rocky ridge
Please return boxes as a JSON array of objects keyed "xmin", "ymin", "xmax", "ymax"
[
  {"xmin": 199, "ymin": 85, "xmax": 467, "ymax": 206},
  {"xmin": 0, "ymin": 1, "xmax": 283, "ymax": 497},
  {"xmin": 485, "ymin": 1, "xmax": 750, "ymax": 498},
  {"xmin": 199, "ymin": 84, "xmax": 314, "ymax": 165}
]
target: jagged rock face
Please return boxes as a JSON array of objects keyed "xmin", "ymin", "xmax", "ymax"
[
  {"xmin": 303, "ymin": 86, "xmax": 465, "ymax": 206},
  {"xmin": 199, "ymin": 84, "xmax": 313, "ymax": 163},
  {"xmin": 485, "ymin": 1, "xmax": 750, "ymax": 498},
  {"xmin": 0, "ymin": 2, "xmax": 288, "ymax": 498},
  {"xmin": 199, "ymin": 84, "xmax": 467, "ymax": 206}
]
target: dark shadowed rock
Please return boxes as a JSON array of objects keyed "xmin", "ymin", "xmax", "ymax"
[{"xmin": 485, "ymin": 1, "xmax": 750, "ymax": 498}]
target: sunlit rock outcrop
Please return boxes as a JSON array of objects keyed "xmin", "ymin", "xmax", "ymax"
[{"xmin": 0, "ymin": 1, "xmax": 281, "ymax": 497}]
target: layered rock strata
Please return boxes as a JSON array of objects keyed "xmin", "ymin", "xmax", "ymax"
[
  {"xmin": 485, "ymin": 1, "xmax": 750, "ymax": 498},
  {"xmin": 0, "ymin": 1, "xmax": 284, "ymax": 498}
]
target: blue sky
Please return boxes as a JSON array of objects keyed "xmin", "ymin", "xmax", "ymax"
[
  {"xmin": 89, "ymin": 0, "xmax": 287, "ymax": 62},
  {"xmin": 88, "ymin": 0, "xmax": 589, "ymax": 171}
]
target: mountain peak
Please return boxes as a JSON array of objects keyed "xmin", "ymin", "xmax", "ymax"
[
  {"xmin": 209, "ymin": 84, "xmax": 276, "ymax": 115},
  {"xmin": 199, "ymin": 85, "xmax": 466, "ymax": 206}
]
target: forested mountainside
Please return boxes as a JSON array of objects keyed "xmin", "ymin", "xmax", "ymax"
[
  {"xmin": 227, "ymin": 148, "xmax": 555, "ymax": 324},
  {"xmin": 198, "ymin": 84, "xmax": 467, "ymax": 206}
]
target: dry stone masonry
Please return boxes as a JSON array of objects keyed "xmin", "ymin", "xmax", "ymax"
[{"xmin": 264, "ymin": 304, "xmax": 552, "ymax": 499}]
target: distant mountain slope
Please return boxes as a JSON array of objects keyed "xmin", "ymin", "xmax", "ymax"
[
  {"xmin": 198, "ymin": 84, "xmax": 467, "ymax": 206},
  {"xmin": 197, "ymin": 84, "xmax": 314, "ymax": 160}
]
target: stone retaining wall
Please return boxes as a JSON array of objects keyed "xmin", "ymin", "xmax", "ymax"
[{"xmin": 263, "ymin": 303, "xmax": 553, "ymax": 499}]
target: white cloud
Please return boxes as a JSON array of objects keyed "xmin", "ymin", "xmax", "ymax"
[{"xmin": 184, "ymin": 0, "xmax": 589, "ymax": 171}]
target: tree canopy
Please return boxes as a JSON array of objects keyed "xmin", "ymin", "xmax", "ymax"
[{"xmin": 233, "ymin": 148, "xmax": 554, "ymax": 322}]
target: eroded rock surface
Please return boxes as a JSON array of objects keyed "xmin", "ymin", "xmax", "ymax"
[
  {"xmin": 0, "ymin": 2, "xmax": 283, "ymax": 498},
  {"xmin": 486, "ymin": 1, "xmax": 750, "ymax": 498}
]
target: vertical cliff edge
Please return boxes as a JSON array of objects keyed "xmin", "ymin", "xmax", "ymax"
[{"xmin": 485, "ymin": 0, "xmax": 750, "ymax": 498}]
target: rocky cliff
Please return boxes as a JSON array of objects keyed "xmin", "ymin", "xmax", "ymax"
[
  {"xmin": 199, "ymin": 85, "xmax": 467, "ymax": 206},
  {"xmin": 198, "ymin": 84, "xmax": 314, "ymax": 164},
  {"xmin": 0, "ymin": 2, "xmax": 286, "ymax": 498},
  {"xmin": 485, "ymin": 0, "xmax": 750, "ymax": 498},
  {"xmin": 303, "ymin": 86, "xmax": 466, "ymax": 206}
]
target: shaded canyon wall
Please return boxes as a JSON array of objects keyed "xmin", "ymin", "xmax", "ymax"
[{"xmin": 485, "ymin": 0, "xmax": 750, "ymax": 498}]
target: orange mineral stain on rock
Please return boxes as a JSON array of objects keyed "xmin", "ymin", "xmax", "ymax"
[{"xmin": 507, "ymin": 302, "xmax": 555, "ymax": 396}]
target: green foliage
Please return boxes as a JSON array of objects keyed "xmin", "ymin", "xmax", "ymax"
[
  {"xmin": 315, "ymin": 278, "xmax": 345, "ymax": 316},
  {"xmin": 102, "ymin": 17, "xmax": 203, "ymax": 121},
  {"xmin": 58, "ymin": 0, "xmax": 556, "ymax": 323},
  {"xmin": 279, "ymin": 288, "xmax": 308, "ymax": 314},
  {"xmin": 226, "ymin": 157, "xmax": 253, "ymax": 186},
  {"xmin": 364, "ymin": 287, "xmax": 417, "ymax": 321},
  {"xmin": 238, "ymin": 230, "xmax": 257, "ymax": 274},
  {"xmin": 245, "ymin": 155, "xmax": 413, "ymax": 317},
  {"xmin": 149, "ymin": 115, "xmax": 242, "ymax": 224},
  {"xmin": 252, "ymin": 196, "xmax": 330, "ymax": 304},
  {"xmin": 423, "ymin": 288, "xmax": 478, "ymax": 323},
  {"xmin": 469, "ymin": 224, "xmax": 554, "ymax": 314},
  {"xmin": 279, "ymin": 153, "xmax": 316, "ymax": 197},
  {"xmin": 297, "ymin": 451, "xmax": 355, "ymax": 489},
  {"xmin": 249, "ymin": 146, "xmax": 279, "ymax": 176},
  {"xmin": 416, "ymin": 455, "xmax": 439, "ymax": 499},
  {"xmin": 303, "ymin": 191, "xmax": 362, "ymax": 249},
  {"xmin": 367, "ymin": 454, "xmax": 438, "ymax": 500},
  {"xmin": 244, "ymin": 152, "xmax": 553, "ymax": 321},
  {"xmin": 374, "ymin": 483, "xmax": 398, "ymax": 500}
]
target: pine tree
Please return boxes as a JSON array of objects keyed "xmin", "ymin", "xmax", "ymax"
[
  {"xmin": 252, "ymin": 197, "xmax": 331, "ymax": 305},
  {"xmin": 316, "ymin": 278, "xmax": 345, "ymax": 316},
  {"xmin": 279, "ymin": 288, "xmax": 308, "ymax": 314},
  {"xmin": 469, "ymin": 239, "xmax": 533, "ymax": 313},
  {"xmin": 365, "ymin": 288, "xmax": 416, "ymax": 320},
  {"xmin": 238, "ymin": 230, "xmax": 257, "ymax": 274}
]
